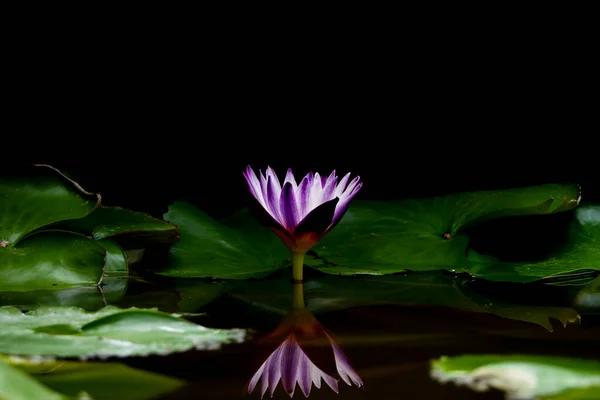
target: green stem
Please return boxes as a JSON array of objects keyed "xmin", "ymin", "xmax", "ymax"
[
  {"xmin": 291, "ymin": 251, "xmax": 305, "ymax": 282},
  {"xmin": 292, "ymin": 282, "xmax": 305, "ymax": 309}
]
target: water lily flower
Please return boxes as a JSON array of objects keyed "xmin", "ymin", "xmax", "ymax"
[
  {"xmin": 243, "ymin": 166, "xmax": 362, "ymax": 281},
  {"xmin": 246, "ymin": 284, "xmax": 363, "ymax": 398}
]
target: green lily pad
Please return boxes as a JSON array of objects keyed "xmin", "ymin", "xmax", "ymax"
[
  {"xmin": 160, "ymin": 184, "xmax": 579, "ymax": 279},
  {"xmin": 159, "ymin": 201, "xmax": 287, "ymax": 279},
  {"xmin": 2, "ymin": 357, "xmax": 184, "ymax": 400},
  {"xmin": 37, "ymin": 362, "xmax": 184, "ymax": 400},
  {"xmin": 0, "ymin": 239, "xmax": 128, "ymax": 309},
  {"xmin": 0, "ymin": 357, "xmax": 87, "ymax": 400},
  {"xmin": 65, "ymin": 206, "xmax": 178, "ymax": 247},
  {"xmin": 467, "ymin": 205, "xmax": 600, "ymax": 282},
  {"xmin": 0, "ymin": 164, "xmax": 100, "ymax": 247},
  {"xmin": 304, "ymin": 184, "xmax": 580, "ymax": 275},
  {"xmin": 0, "ymin": 231, "xmax": 107, "ymax": 292},
  {"xmin": 431, "ymin": 354, "xmax": 600, "ymax": 399},
  {"xmin": 0, "ymin": 305, "xmax": 245, "ymax": 358},
  {"xmin": 225, "ymin": 270, "xmax": 580, "ymax": 331}
]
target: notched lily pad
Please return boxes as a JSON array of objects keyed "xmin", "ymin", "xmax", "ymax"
[
  {"xmin": 304, "ymin": 184, "xmax": 580, "ymax": 275},
  {"xmin": 65, "ymin": 206, "xmax": 179, "ymax": 247},
  {"xmin": 467, "ymin": 204, "xmax": 600, "ymax": 282},
  {"xmin": 431, "ymin": 354, "xmax": 600, "ymax": 399},
  {"xmin": 0, "ymin": 305, "xmax": 246, "ymax": 358},
  {"xmin": 0, "ymin": 164, "xmax": 100, "ymax": 247}
]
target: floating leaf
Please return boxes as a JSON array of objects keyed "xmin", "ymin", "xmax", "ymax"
[
  {"xmin": 161, "ymin": 185, "xmax": 579, "ymax": 279},
  {"xmin": 0, "ymin": 231, "xmax": 106, "ymax": 292},
  {"xmin": 0, "ymin": 164, "xmax": 99, "ymax": 247},
  {"xmin": 303, "ymin": 184, "xmax": 580, "ymax": 275},
  {"xmin": 467, "ymin": 205, "xmax": 600, "ymax": 282},
  {"xmin": 0, "ymin": 357, "xmax": 86, "ymax": 400},
  {"xmin": 159, "ymin": 201, "xmax": 287, "ymax": 279},
  {"xmin": 225, "ymin": 270, "xmax": 580, "ymax": 331},
  {"xmin": 431, "ymin": 354, "xmax": 600, "ymax": 399},
  {"xmin": 65, "ymin": 206, "xmax": 178, "ymax": 246},
  {"xmin": 0, "ymin": 239, "xmax": 128, "ymax": 310},
  {"xmin": 19, "ymin": 359, "xmax": 183, "ymax": 400},
  {"xmin": 0, "ymin": 305, "xmax": 246, "ymax": 358}
]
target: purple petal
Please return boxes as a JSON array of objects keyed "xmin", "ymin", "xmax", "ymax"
[
  {"xmin": 243, "ymin": 166, "xmax": 266, "ymax": 206},
  {"xmin": 327, "ymin": 334, "xmax": 363, "ymax": 388},
  {"xmin": 320, "ymin": 172, "xmax": 338, "ymax": 203},
  {"xmin": 259, "ymin": 170, "xmax": 269, "ymax": 205},
  {"xmin": 247, "ymin": 361, "xmax": 266, "ymax": 395},
  {"xmin": 266, "ymin": 177, "xmax": 284, "ymax": 226},
  {"xmin": 266, "ymin": 166, "xmax": 282, "ymax": 194},
  {"xmin": 297, "ymin": 354, "xmax": 312, "ymax": 397},
  {"xmin": 307, "ymin": 174, "xmax": 324, "ymax": 212},
  {"xmin": 320, "ymin": 372, "xmax": 339, "ymax": 394},
  {"xmin": 283, "ymin": 168, "xmax": 298, "ymax": 189},
  {"xmin": 295, "ymin": 198, "xmax": 339, "ymax": 236},
  {"xmin": 297, "ymin": 174, "xmax": 312, "ymax": 220},
  {"xmin": 281, "ymin": 337, "xmax": 300, "ymax": 397},
  {"xmin": 333, "ymin": 179, "xmax": 362, "ymax": 222},
  {"xmin": 280, "ymin": 182, "xmax": 299, "ymax": 230},
  {"xmin": 266, "ymin": 344, "xmax": 285, "ymax": 398},
  {"xmin": 334, "ymin": 172, "xmax": 351, "ymax": 198}
]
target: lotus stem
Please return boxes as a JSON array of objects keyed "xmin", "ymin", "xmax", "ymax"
[
  {"xmin": 291, "ymin": 251, "xmax": 305, "ymax": 283},
  {"xmin": 292, "ymin": 282, "xmax": 305, "ymax": 309}
]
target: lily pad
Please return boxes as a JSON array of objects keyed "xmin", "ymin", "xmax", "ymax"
[
  {"xmin": 0, "ymin": 231, "xmax": 106, "ymax": 292},
  {"xmin": 467, "ymin": 205, "xmax": 600, "ymax": 282},
  {"xmin": 0, "ymin": 239, "xmax": 128, "ymax": 309},
  {"xmin": 37, "ymin": 362, "xmax": 184, "ymax": 400},
  {"xmin": 2, "ymin": 357, "xmax": 184, "ymax": 400},
  {"xmin": 431, "ymin": 354, "xmax": 600, "ymax": 399},
  {"xmin": 0, "ymin": 164, "xmax": 100, "ymax": 247},
  {"xmin": 65, "ymin": 206, "xmax": 179, "ymax": 247},
  {"xmin": 159, "ymin": 201, "xmax": 287, "ymax": 279},
  {"xmin": 303, "ymin": 184, "xmax": 580, "ymax": 275},
  {"xmin": 225, "ymin": 270, "xmax": 580, "ymax": 331},
  {"xmin": 0, "ymin": 357, "xmax": 86, "ymax": 400},
  {"xmin": 0, "ymin": 305, "xmax": 246, "ymax": 358},
  {"xmin": 160, "ymin": 184, "xmax": 579, "ymax": 279}
]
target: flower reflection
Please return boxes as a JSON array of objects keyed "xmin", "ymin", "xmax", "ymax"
[{"xmin": 247, "ymin": 283, "xmax": 363, "ymax": 398}]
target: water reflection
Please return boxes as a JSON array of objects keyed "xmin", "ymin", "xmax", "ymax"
[{"xmin": 246, "ymin": 283, "xmax": 363, "ymax": 398}]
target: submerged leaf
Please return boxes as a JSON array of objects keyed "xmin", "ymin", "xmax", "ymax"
[
  {"xmin": 431, "ymin": 354, "xmax": 600, "ymax": 399},
  {"xmin": 0, "ymin": 305, "xmax": 246, "ymax": 358}
]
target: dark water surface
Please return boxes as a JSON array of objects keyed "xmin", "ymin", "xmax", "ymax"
[{"xmin": 105, "ymin": 268, "xmax": 600, "ymax": 400}]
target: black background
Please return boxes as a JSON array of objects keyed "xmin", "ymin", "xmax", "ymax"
[{"xmin": 5, "ymin": 27, "xmax": 596, "ymax": 219}]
